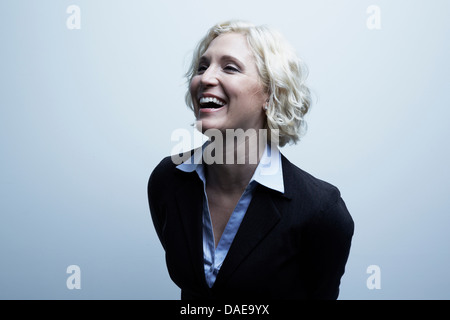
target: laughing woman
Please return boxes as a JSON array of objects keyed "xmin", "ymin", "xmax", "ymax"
[{"xmin": 148, "ymin": 20, "xmax": 354, "ymax": 300}]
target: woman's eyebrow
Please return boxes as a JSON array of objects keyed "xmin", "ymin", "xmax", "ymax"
[
  {"xmin": 198, "ymin": 55, "xmax": 209, "ymax": 64},
  {"xmin": 198, "ymin": 54, "xmax": 245, "ymax": 67},
  {"xmin": 220, "ymin": 55, "xmax": 245, "ymax": 68}
]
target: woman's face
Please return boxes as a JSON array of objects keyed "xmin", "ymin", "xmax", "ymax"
[{"xmin": 190, "ymin": 32, "xmax": 268, "ymax": 134}]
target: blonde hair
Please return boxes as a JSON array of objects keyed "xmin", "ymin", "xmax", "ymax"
[{"xmin": 185, "ymin": 20, "xmax": 311, "ymax": 147}]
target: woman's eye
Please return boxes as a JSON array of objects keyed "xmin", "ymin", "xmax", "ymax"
[
  {"xmin": 224, "ymin": 65, "xmax": 239, "ymax": 72},
  {"xmin": 197, "ymin": 65, "xmax": 208, "ymax": 73}
]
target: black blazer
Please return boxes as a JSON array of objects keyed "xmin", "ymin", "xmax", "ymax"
[{"xmin": 148, "ymin": 153, "xmax": 354, "ymax": 300}]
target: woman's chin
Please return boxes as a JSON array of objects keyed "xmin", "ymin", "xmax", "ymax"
[{"xmin": 195, "ymin": 119, "xmax": 226, "ymax": 134}]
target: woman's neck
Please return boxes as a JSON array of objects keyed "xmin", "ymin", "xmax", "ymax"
[{"xmin": 204, "ymin": 132, "xmax": 265, "ymax": 193}]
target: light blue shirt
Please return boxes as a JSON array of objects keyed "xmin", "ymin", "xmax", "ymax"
[{"xmin": 176, "ymin": 143, "xmax": 284, "ymax": 288}]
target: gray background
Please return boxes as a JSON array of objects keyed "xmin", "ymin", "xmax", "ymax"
[{"xmin": 1, "ymin": 0, "xmax": 449, "ymax": 299}]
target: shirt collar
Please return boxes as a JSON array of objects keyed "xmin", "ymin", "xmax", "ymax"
[
  {"xmin": 175, "ymin": 145, "xmax": 204, "ymax": 173},
  {"xmin": 252, "ymin": 143, "xmax": 284, "ymax": 194},
  {"xmin": 176, "ymin": 143, "xmax": 284, "ymax": 194}
]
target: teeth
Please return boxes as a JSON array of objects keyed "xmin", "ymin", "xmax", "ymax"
[{"xmin": 199, "ymin": 96, "xmax": 225, "ymax": 106}]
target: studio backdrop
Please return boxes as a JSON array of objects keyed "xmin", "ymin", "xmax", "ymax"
[{"xmin": 0, "ymin": 0, "xmax": 449, "ymax": 299}]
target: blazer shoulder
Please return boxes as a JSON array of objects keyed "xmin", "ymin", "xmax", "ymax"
[
  {"xmin": 282, "ymin": 154, "xmax": 354, "ymax": 235},
  {"xmin": 282, "ymin": 155, "xmax": 341, "ymax": 207},
  {"xmin": 148, "ymin": 148, "xmax": 198, "ymax": 191},
  {"xmin": 148, "ymin": 156, "xmax": 176, "ymax": 185}
]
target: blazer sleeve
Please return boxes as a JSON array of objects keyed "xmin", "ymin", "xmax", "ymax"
[
  {"xmin": 305, "ymin": 189, "xmax": 355, "ymax": 299},
  {"xmin": 147, "ymin": 157, "xmax": 172, "ymax": 250}
]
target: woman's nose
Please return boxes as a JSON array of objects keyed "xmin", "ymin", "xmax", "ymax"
[{"xmin": 200, "ymin": 66, "xmax": 219, "ymax": 87}]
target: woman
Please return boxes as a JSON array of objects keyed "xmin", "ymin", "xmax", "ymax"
[{"xmin": 148, "ymin": 20, "xmax": 354, "ymax": 299}]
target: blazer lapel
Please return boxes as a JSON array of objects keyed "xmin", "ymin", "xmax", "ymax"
[
  {"xmin": 173, "ymin": 170, "xmax": 209, "ymax": 289},
  {"xmin": 213, "ymin": 154, "xmax": 295, "ymax": 288},
  {"xmin": 213, "ymin": 185, "xmax": 284, "ymax": 287}
]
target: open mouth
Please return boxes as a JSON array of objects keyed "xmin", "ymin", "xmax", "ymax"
[{"xmin": 199, "ymin": 96, "xmax": 227, "ymax": 109}]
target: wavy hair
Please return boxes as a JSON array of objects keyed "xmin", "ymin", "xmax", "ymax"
[{"xmin": 185, "ymin": 20, "xmax": 311, "ymax": 147}]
